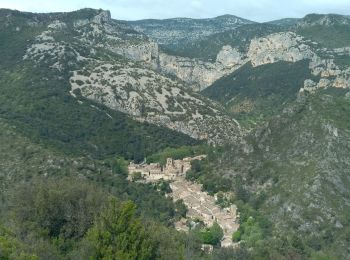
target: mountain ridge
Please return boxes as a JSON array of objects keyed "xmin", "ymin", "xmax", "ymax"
[{"xmin": 1, "ymin": 7, "xmax": 350, "ymax": 259}]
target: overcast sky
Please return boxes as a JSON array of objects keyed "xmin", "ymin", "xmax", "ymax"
[{"xmin": 0, "ymin": 0, "xmax": 349, "ymax": 22}]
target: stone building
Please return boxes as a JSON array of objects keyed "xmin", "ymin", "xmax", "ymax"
[{"xmin": 127, "ymin": 155, "xmax": 206, "ymax": 181}]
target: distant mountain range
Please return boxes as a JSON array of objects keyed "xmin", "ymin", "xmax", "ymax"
[{"xmin": 127, "ymin": 14, "xmax": 255, "ymax": 45}]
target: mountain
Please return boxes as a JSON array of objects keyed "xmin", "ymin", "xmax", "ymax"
[
  {"xmin": 127, "ymin": 15, "xmax": 255, "ymax": 46},
  {"xmin": 195, "ymin": 25, "xmax": 350, "ymax": 125},
  {"xmin": 0, "ymin": 8, "xmax": 242, "ymax": 148},
  {"xmin": 242, "ymin": 90, "xmax": 350, "ymax": 259},
  {"xmin": 161, "ymin": 23, "xmax": 283, "ymax": 61},
  {"xmin": 135, "ymin": 10, "xmax": 350, "ymax": 259},
  {"xmin": 297, "ymin": 13, "xmax": 350, "ymax": 27},
  {"xmin": 1, "ymin": 7, "xmax": 350, "ymax": 260},
  {"xmin": 135, "ymin": 13, "xmax": 349, "ymax": 92},
  {"xmin": 0, "ymin": 9, "xmax": 204, "ymax": 162},
  {"xmin": 202, "ymin": 60, "xmax": 318, "ymax": 127},
  {"xmin": 191, "ymin": 89, "xmax": 350, "ymax": 259},
  {"xmin": 296, "ymin": 14, "xmax": 350, "ymax": 49},
  {"xmin": 267, "ymin": 18, "xmax": 300, "ymax": 27}
]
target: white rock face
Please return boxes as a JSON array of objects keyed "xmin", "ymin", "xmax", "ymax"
[
  {"xmin": 22, "ymin": 9, "xmax": 350, "ymax": 143},
  {"xmin": 92, "ymin": 10, "xmax": 111, "ymax": 23},
  {"xmin": 301, "ymin": 55, "xmax": 350, "ymax": 91},
  {"xmin": 248, "ymin": 32, "xmax": 314, "ymax": 67},
  {"xmin": 111, "ymin": 42, "xmax": 159, "ymax": 66},
  {"xmin": 216, "ymin": 45, "xmax": 244, "ymax": 67},
  {"xmin": 69, "ymin": 61, "xmax": 241, "ymax": 144},
  {"xmin": 21, "ymin": 10, "xmax": 242, "ymax": 144},
  {"xmin": 159, "ymin": 45, "xmax": 246, "ymax": 91},
  {"xmin": 155, "ymin": 32, "xmax": 349, "ymax": 92},
  {"xmin": 48, "ymin": 20, "xmax": 67, "ymax": 30}
]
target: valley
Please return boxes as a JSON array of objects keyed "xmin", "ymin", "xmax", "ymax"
[
  {"xmin": 170, "ymin": 179, "xmax": 239, "ymax": 248},
  {"xmin": 127, "ymin": 155, "xmax": 239, "ymax": 248},
  {"xmin": 0, "ymin": 6, "xmax": 350, "ymax": 260}
]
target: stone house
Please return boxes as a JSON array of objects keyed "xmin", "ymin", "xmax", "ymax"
[{"xmin": 128, "ymin": 155, "xmax": 206, "ymax": 181}]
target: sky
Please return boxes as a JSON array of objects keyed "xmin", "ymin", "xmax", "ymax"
[{"xmin": 0, "ymin": 0, "xmax": 349, "ymax": 22}]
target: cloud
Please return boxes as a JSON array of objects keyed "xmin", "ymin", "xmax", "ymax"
[{"xmin": 0, "ymin": 0, "xmax": 349, "ymax": 22}]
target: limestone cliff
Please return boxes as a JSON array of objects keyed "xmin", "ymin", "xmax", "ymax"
[
  {"xmin": 159, "ymin": 46, "xmax": 246, "ymax": 91},
  {"xmin": 247, "ymin": 32, "xmax": 314, "ymax": 66},
  {"xmin": 22, "ymin": 9, "xmax": 242, "ymax": 145}
]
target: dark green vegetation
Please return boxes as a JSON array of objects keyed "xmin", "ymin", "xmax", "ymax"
[
  {"xmin": 87, "ymin": 199, "xmax": 156, "ymax": 259},
  {"xmin": 296, "ymin": 14, "xmax": 350, "ymax": 48},
  {"xmin": 0, "ymin": 119, "xmax": 248, "ymax": 259},
  {"xmin": 267, "ymin": 18, "xmax": 300, "ymax": 27},
  {"xmin": 1, "ymin": 7, "xmax": 350, "ymax": 260},
  {"xmin": 162, "ymin": 24, "xmax": 282, "ymax": 61},
  {"xmin": 147, "ymin": 145, "xmax": 209, "ymax": 165},
  {"xmin": 0, "ymin": 9, "xmax": 198, "ymax": 162},
  {"xmin": 202, "ymin": 60, "xmax": 318, "ymax": 127},
  {"xmin": 0, "ymin": 9, "xmax": 246, "ymax": 260},
  {"xmin": 186, "ymin": 90, "xmax": 350, "ymax": 259},
  {"xmin": 0, "ymin": 177, "xmax": 182, "ymax": 259},
  {"xmin": 198, "ymin": 223, "xmax": 224, "ymax": 246},
  {"xmin": 127, "ymin": 14, "xmax": 254, "ymax": 47},
  {"xmin": 297, "ymin": 24, "xmax": 350, "ymax": 49},
  {"xmin": 0, "ymin": 118, "xmax": 190, "ymax": 227}
]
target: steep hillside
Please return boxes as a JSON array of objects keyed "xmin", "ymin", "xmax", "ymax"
[
  {"xmin": 296, "ymin": 14, "xmax": 350, "ymax": 49},
  {"xmin": 236, "ymin": 90, "xmax": 350, "ymax": 259},
  {"xmin": 0, "ymin": 116, "xmax": 193, "ymax": 227},
  {"xmin": 188, "ymin": 90, "xmax": 350, "ymax": 259},
  {"xmin": 148, "ymin": 14, "xmax": 350, "ymax": 92},
  {"xmin": 267, "ymin": 18, "xmax": 300, "ymax": 27},
  {"xmin": 202, "ymin": 60, "xmax": 319, "ymax": 126},
  {"xmin": 197, "ymin": 29, "xmax": 350, "ymax": 123},
  {"xmin": 0, "ymin": 117, "xmax": 224, "ymax": 260},
  {"xmin": 162, "ymin": 23, "xmax": 282, "ymax": 61},
  {"xmin": 0, "ymin": 8, "xmax": 241, "ymax": 146},
  {"xmin": 127, "ymin": 15, "xmax": 255, "ymax": 46}
]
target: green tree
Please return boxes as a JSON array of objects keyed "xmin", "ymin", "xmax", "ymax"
[
  {"xmin": 199, "ymin": 222, "xmax": 224, "ymax": 246},
  {"xmin": 240, "ymin": 217, "xmax": 263, "ymax": 247},
  {"xmin": 112, "ymin": 157, "xmax": 129, "ymax": 177},
  {"xmin": 210, "ymin": 222, "xmax": 224, "ymax": 245},
  {"xmin": 232, "ymin": 230, "xmax": 241, "ymax": 242},
  {"xmin": 0, "ymin": 225, "xmax": 38, "ymax": 260},
  {"xmin": 87, "ymin": 198, "xmax": 156, "ymax": 260},
  {"xmin": 11, "ymin": 178, "xmax": 107, "ymax": 240},
  {"xmin": 174, "ymin": 199, "xmax": 187, "ymax": 219},
  {"xmin": 131, "ymin": 172, "xmax": 143, "ymax": 181}
]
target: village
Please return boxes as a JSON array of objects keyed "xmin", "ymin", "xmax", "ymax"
[{"xmin": 127, "ymin": 155, "xmax": 239, "ymax": 248}]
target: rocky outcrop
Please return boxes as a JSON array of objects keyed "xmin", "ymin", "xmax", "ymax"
[
  {"xmin": 300, "ymin": 55, "xmax": 350, "ymax": 92},
  {"xmin": 297, "ymin": 14, "xmax": 350, "ymax": 28},
  {"xmin": 159, "ymin": 46, "xmax": 246, "ymax": 91},
  {"xmin": 127, "ymin": 15, "xmax": 254, "ymax": 46},
  {"xmin": 92, "ymin": 10, "xmax": 111, "ymax": 23},
  {"xmin": 247, "ymin": 32, "xmax": 314, "ymax": 66},
  {"xmin": 110, "ymin": 42, "xmax": 159, "ymax": 66},
  {"xmin": 21, "ymin": 9, "xmax": 242, "ymax": 145},
  {"xmin": 69, "ymin": 61, "xmax": 241, "ymax": 144},
  {"xmin": 244, "ymin": 32, "xmax": 350, "ymax": 92}
]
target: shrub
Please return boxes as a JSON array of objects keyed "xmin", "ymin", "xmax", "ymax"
[{"xmin": 232, "ymin": 230, "xmax": 241, "ymax": 242}]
